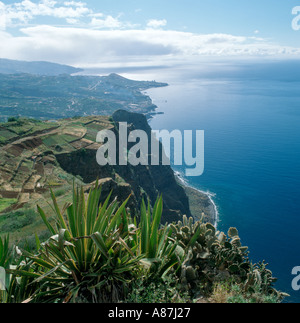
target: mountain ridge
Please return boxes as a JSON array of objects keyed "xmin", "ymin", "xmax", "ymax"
[{"xmin": 0, "ymin": 58, "xmax": 82, "ymax": 76}]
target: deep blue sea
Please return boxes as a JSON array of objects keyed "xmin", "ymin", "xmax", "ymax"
[
  {"xmin": 138, "ymin": 62, "xmax": 300, "ymax": 303},
  {"xmin": 87, "ymin": 60, "xmax": 300, "ymax": 302}
]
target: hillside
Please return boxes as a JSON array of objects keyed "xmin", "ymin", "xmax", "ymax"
[
  {"xmin": 0, "ymin": 73, "xmax": 168, "ymax": 122},
  {"xmin": 0, "ymin": 111, "xmax": 214, "ymax": 245},
  {"xmin": 0, "ymin": 58, "xmax": 82, "ymax": 76}
]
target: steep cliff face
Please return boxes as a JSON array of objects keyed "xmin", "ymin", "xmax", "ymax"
[
  {"xmin": 56, "ymin": 110, "xmax": 192, "ymax": 223},
  {"xmin": 112, "ymin": 110, "xmax": 192, "ymax": 222}
]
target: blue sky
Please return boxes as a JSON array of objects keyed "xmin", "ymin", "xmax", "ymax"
[
  {"xmin": 1, "ymin": 0, "xmax": 300, "ymax": 67},
  {"xmin": 84, "ymin": 0, "xmax": 299, "ymax": 43}
]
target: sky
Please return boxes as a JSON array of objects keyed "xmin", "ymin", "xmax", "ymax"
[{"xmin": 1, "ymin": 0, "xmax": 300, "ymax": 68}]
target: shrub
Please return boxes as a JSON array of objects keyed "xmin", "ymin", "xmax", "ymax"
[
  {"xmin": 1, "ymin": 184, "xmax": 288, "ymax": 304},
  {"xmin": 126, "ymin": 274, "xmax": 188, "ymax": 303},
  {"xmin": 12, "ymin": 183, "xmax": 142, "ymax": 303},
  {"xmin": 5, "ymin": 183, "xmax": 183, "ymax": 303},
  {"xmin": 7, "ymin": 117, "xmax": 19, "ymax": 123},
  {"xmin": 169, "ymin": 215, "xmax": 287, "ymax": 302},
  {"xmin": 0, "ymin": 209, "xmax": 37, "ymax": 233}
]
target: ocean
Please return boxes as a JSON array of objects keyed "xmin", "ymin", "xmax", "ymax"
[
  {"xmin": 87, "ymin": 60, "xmax": 300, "ymax": 302},
  {"xmin": 144, "ymin": 61, "xmax": 300, "ymax": 302}
]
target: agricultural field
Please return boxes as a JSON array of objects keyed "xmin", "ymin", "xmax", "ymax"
[{"xmin": 0, "ymin": 116, "xmax": 113, "ymax": 244}]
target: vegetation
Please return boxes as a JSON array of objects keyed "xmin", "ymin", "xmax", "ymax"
[
  {"xmin": 0, "ymin": 115, "xmax": 114, "ymax": 244},
  {"xmin": 0, "ymin": 199, "xmax": 18, "ymax": 213},
  {"xmin": 0, "ymin": 73, "xmax": 167, "ymax": 121},
  {"xmin": 211, "ymin": 282, "xmax": 279, "ymax": 303},
  {"xmin": 0, "ymin": 208, "xmax": 38, "ymax": 233},
  {"xmin": 0, "ymin": 117, "xmax": 57, "ymax": 144},
  {"xmin": 0, "ymin": 183, "xmax": 287, "ymax": 303}
]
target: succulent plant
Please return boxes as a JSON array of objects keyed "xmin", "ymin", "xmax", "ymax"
[
  {"xmin": 171, "ymin": 215, "xmax": 287, "ymax": 300},
  {"xmin": 170, "ymin": 216, "xmax": 262, "ymax": 295}
]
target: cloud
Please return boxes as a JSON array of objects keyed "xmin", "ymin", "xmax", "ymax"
[
  {"xmin": 0, "ymin": 0, "xmax": 122, "ymax": 29},
  {"xmin": 0, "ymin": 1, "xmax": 300, "ymax": 67},
  {"xmin": 64, "ymin": 1, "xmax": 87, "ymax": 7},
  {"xmin": 1, "ymin": 25, "xmax": 300, "ymax": 68},
  {"xmin": 90, "ymin": 16, "xmax": 122, "ymax": 29},
  {"xmin": 147, "ymin": 19, "xmax": 167, "ymax": 29},
  {"xmin": 18, "ymin": 0, "xmax": 90, "ymax": 19}
]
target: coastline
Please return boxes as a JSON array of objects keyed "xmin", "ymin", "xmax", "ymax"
[
  {"xmin": 174, "ymin": 172, "xmax": 218, "ymax": 228},
  {"xmin": 144, "ymin": 83, "xmax": 218, "ymax": 228}
]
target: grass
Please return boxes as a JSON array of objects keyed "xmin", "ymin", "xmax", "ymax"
[
  {"xmin": 211, "ymin": 282, "xmax": 280, "ymax": 304},
  {"xmin": 0, "ymin": 129, "xmax": 16, "ymax": 140},
  {"xmin": 0, "ymin": 119, "xmax": 58, "ymax": 146},
  {"xmin": 84, "ymin": 127, "xmax": 99, "ymax": 142},
  {"xmin": 53, "ymin": 188, "xmax": 67, "ymax": 197},
  {"xmin": 0, "ymin": 189, "xmax": 73, "ymax": 244},
  {"xmin": 42, "ymin": 134, "xmax": 71, "ymax": 147},
  {"xmin": 0, "ymin": 199, "xmax": 17, "ymax": 213},
  {"xmin": 42, "ymin": 134, "xmax": 79, "ymax": 152},
  {"xmin": 125, "ymin": 275, "xmax": 189, "ymax": 303},
  {"xmin": 0, "ymin": 208, "xmax": 38, "ymax": 234}
]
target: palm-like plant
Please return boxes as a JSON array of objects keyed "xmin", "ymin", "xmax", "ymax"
[
  {"xmin": 0, "ymin": 235, "xmax": 39, "ymax": 303},
  {"xmin": 6, "ymin": 182, "xmax": 183, "ymax": 303},
  {"xmin": 0, "ymin": 235, "xmax": 11, "ymax": 270},
  {"xmin": 11, "ymin": 182, "xmax": 142, "ymax": 303},
  {"xmin": 0, "ymin": 235, "xmax": 11, "ymax": 302},
  {"xmin": 138, "ymin": 197, "xmax": 183, "ymax": 280}
]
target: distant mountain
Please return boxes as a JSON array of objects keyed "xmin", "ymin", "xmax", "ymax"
[{"xmin": 0, "ymin": 58, "xmax": 82, "ymax": 76}]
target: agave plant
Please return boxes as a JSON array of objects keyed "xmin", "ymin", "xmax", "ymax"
[
  {"xmin": 137, "ymin": 197, "xmax": 183, "ymax": 281},
  {"xmin": 10, "ymin": 181, "xmax": 143, "ymax": 303},
  {"xmin": 0, "ymin": 235, "xmax": 11, "ymax": 302},
  {"xmin": 0, "ymin": 235, "xmax": 11, "ymax": 270},
  {"xmin": 0, "ymin": 235, "xmax": 39, "ymax": 303}
]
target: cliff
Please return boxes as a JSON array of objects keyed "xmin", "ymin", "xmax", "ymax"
[
  {"xmin": 56, "ymin": 110, "xmax": 192, "ymax": 223},
  {"xmin": 0, "ymin": 112, "xmax": 199, "ymax": 243}
]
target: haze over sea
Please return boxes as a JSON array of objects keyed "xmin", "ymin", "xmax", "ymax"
[{"xmin": 86, "ymin": 59, "xmax": 300, "ymax": 302}]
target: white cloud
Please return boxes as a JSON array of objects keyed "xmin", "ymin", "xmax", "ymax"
[
  {"xmin": 0, "ymin": 0, "xmax": 132, "ymax": 31},
  {"xmin": 0, "ymin": 0, "xmax": 94, "ymax": 28},
  {"xmin": 66, "ymin": 17, "xmax": 79, "ymax": 24},
  {"xmin": 13, "ymin": 0, "xmax": 90, "ymax": 19},
  {"xmin": 147, "ymin": 19, "xmax": 167, "ymax": 29},
  {"xmin": 0, "ymin": 26, "xmax": 300, "ymax": 68},
  {"xmin": 0, "ymin": 1, "xmax": 300, "ymax": 67},
  {"xmin": 64, "ymin": 1, "xmax": 87, "ymax": 7},
  {"xmin": 90, "ymin": 16, "xmax": 122, "ymax": 29}
]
